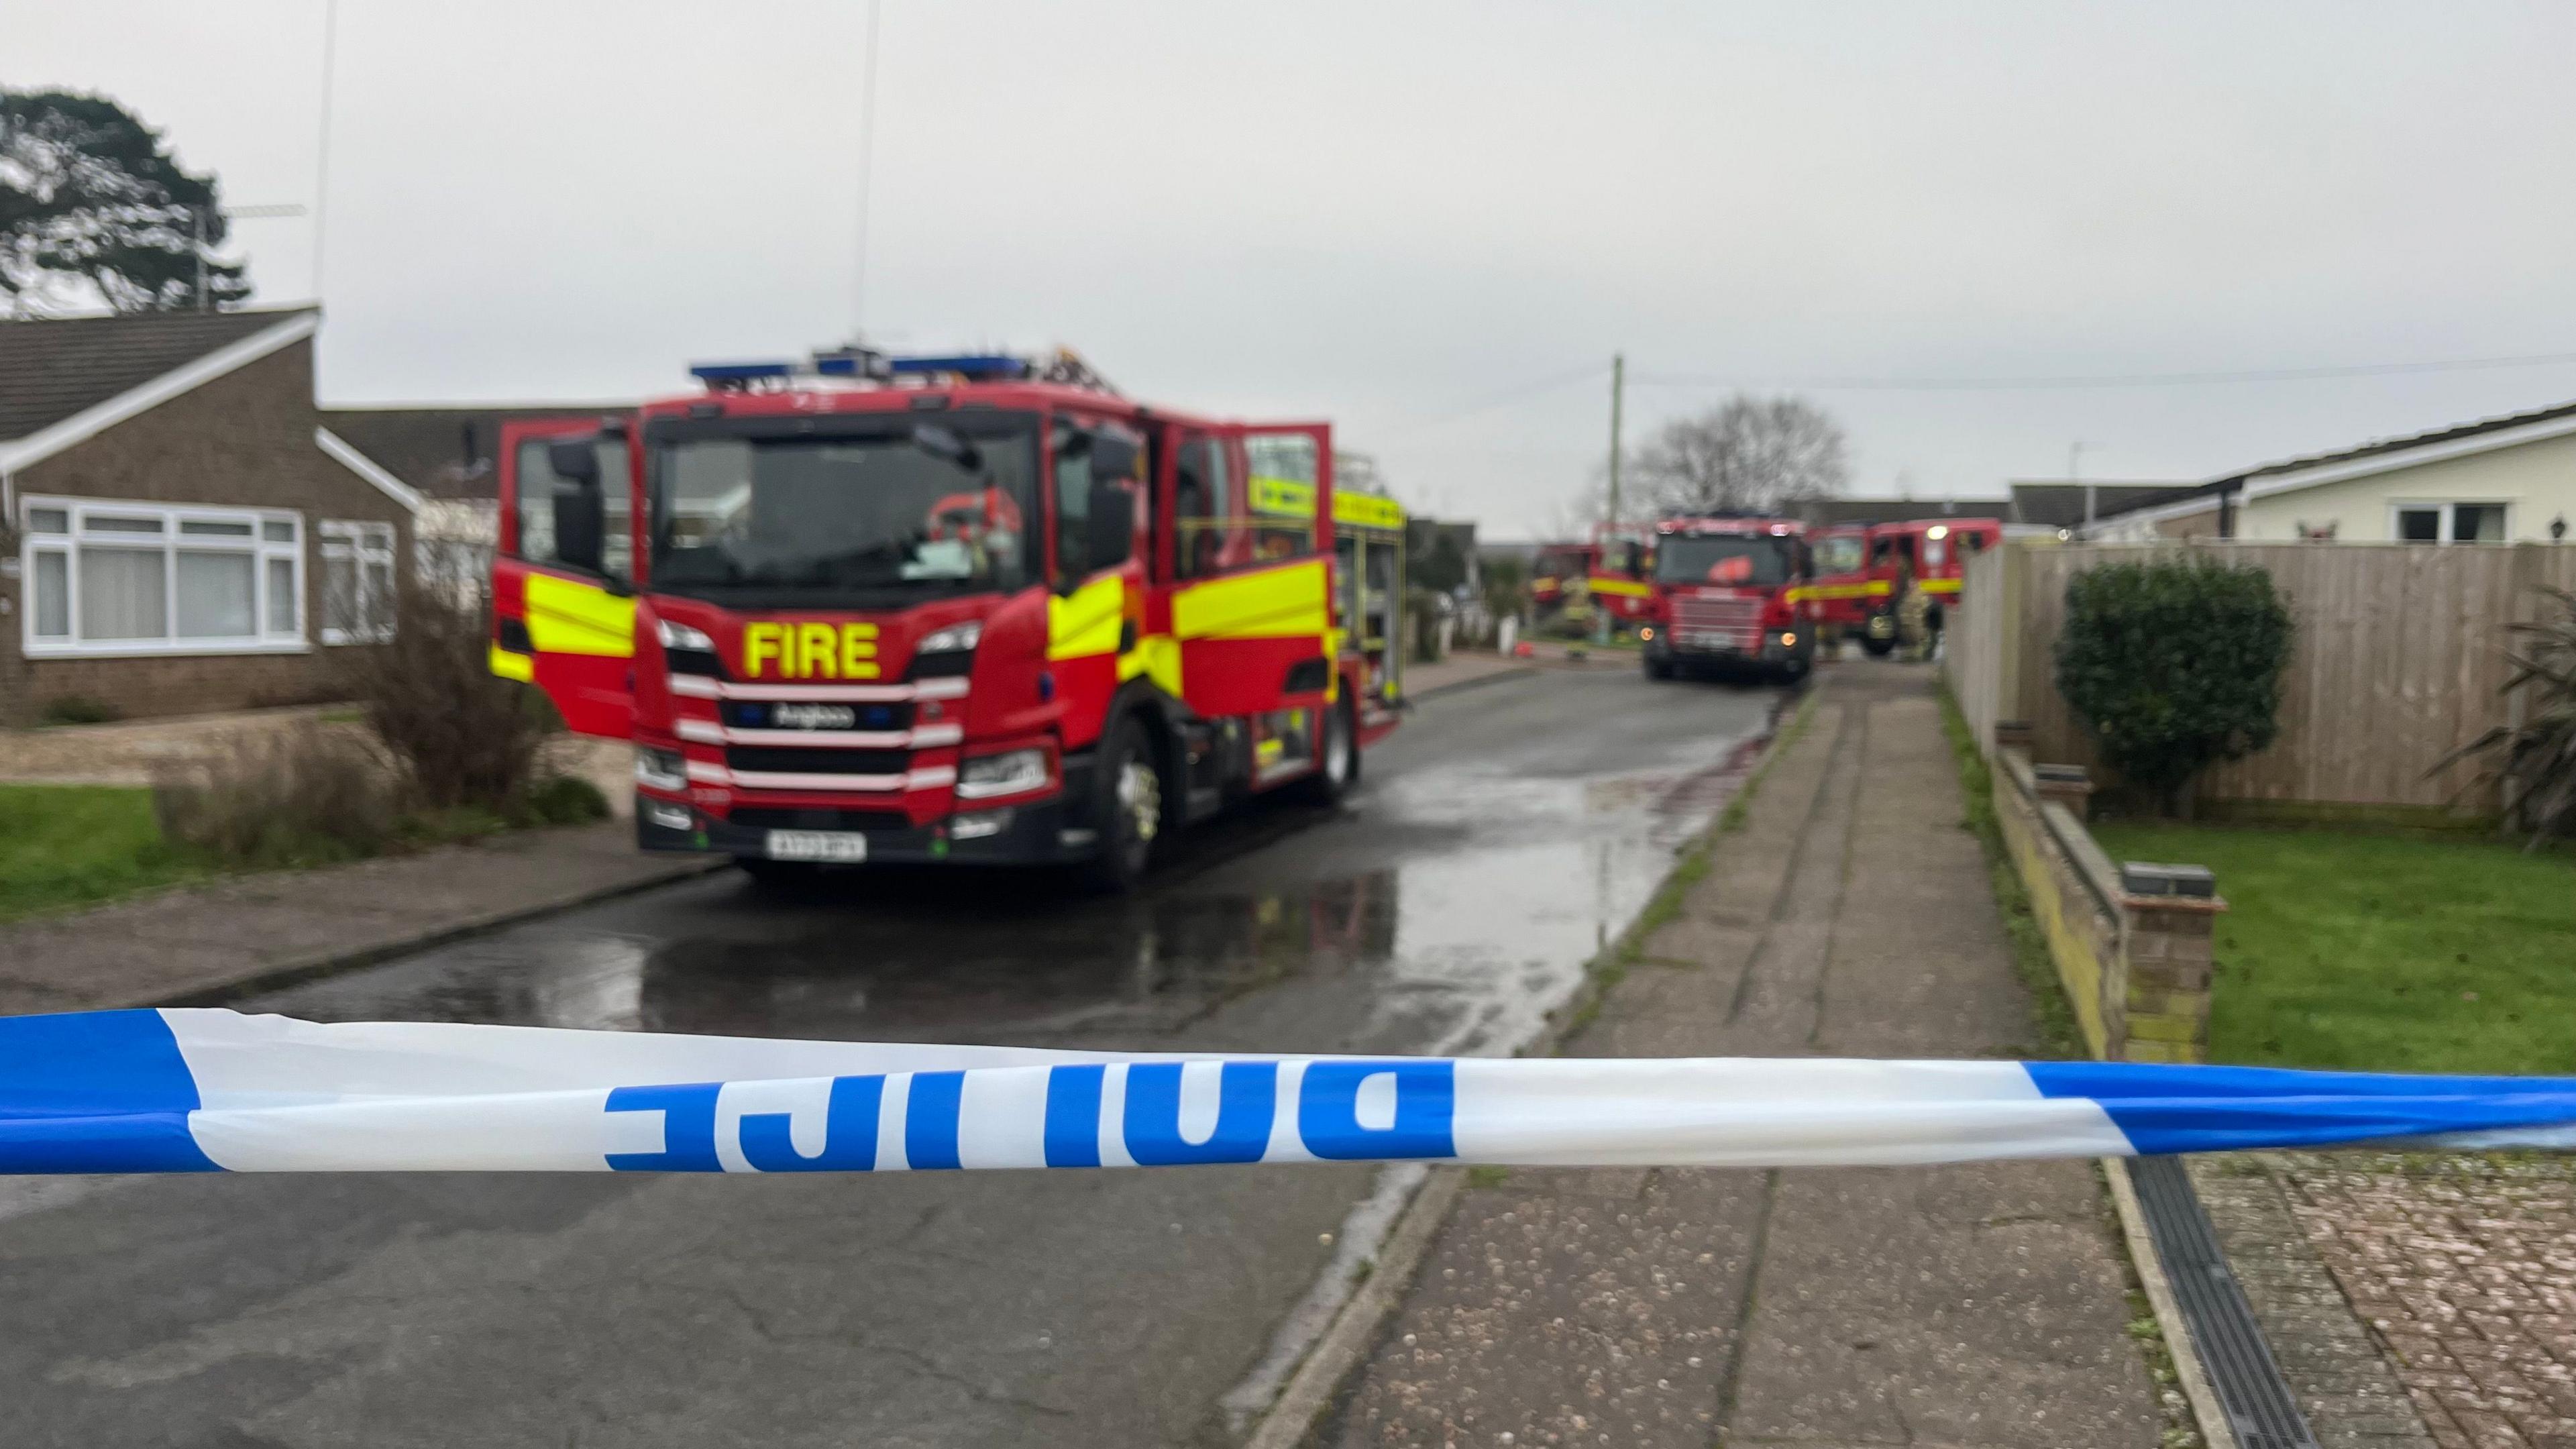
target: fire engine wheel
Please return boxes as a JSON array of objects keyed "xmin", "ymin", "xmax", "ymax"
[
  {"xmin": 1296, "ymin": 698, "xmax": 1358, "ymax": 806},
  {"xmin": 1080, "ymin": 714, "xmax": 1163, "ymax": 893},
  {"xmin": 1644, "ymin": 653, "xmax": 1676, "ymax": 681},
  {"xmin": 1860, "ymin": 634, "xmax": 1898, "ymax": 659}
]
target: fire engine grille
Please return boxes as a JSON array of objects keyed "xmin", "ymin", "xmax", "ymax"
[
  {"xmin": 719, "ymin": 698, "xmax": 914, "ymax": 731},
  {"xmin": 725, "ymin": 745, "xmax": 911, "ymax": 777},
  {"xmin": 725, "ymin": 808, "xmax": 911, "ymax": 833},
  {"xmin": 1670, "ymin": 595, "xmax": 1762, "ymax": 652}
]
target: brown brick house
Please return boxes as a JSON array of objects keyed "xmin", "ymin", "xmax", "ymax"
[{"xmin": 0, "ymin": 307, "xmax": 420, "ymax": 725}]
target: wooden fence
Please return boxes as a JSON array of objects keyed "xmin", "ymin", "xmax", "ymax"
[{"xmin": 1944, "ymin": 541, "xmax": 2576, "ymax": 815}]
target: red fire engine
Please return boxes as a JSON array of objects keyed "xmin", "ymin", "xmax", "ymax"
[
  {"xmin": 489, "ymin": 347, "xmax": 1407, "ymax": 891},
  {"xmin": 1582, "ymin": 521, "xmax": 1657, "ymax": 631},
  {"xmin": 1636, "ymin": 513, "xmax": 1817, "ymax": 683},
  {"xmin": 1527, "ymin": 542, "xmax": 1590, "ymax": 618}
]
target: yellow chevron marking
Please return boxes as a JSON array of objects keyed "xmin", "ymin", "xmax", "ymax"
[
  {"xmin": 1173, "ymin": 558, "xmax": 1328, "ymax": 640},
  {"xmin": 523, "ymin": 573, "xmax": 635, "ymax": 657},
  {"xmin": 1049, "ymin": 574, "xmax": 1126, "ymax": 661}
]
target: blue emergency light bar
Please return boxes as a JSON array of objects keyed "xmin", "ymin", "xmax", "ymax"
[
  {"xmin": 884, "ymin": 354, "xmax": 1032, "ymax": 380},
  {"xmin": 689, "ymin": 350, "xmax": 1039, "ymax": 390}
]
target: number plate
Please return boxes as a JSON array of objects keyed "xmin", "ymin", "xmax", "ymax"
[
  {"xmin": 765, "ymin": 830, "xmax": 868, "ymax": 862},
  {"xmin": 766, "ymin": 703, "xmax": 857, "ymax": 730}
]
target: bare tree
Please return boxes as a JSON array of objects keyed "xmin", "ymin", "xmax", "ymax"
[
  {"xmin": 1534, "ymin": 466, "xmax": 1609, "ymax": 541},
  {"xmin": 1629, "ymin": 396, "xmax": 1849, "ymax": 516}
]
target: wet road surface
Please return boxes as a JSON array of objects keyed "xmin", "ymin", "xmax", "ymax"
[{"xmin": 0, "ymin": 669, "xmax": 1782, "ymax": 1449}]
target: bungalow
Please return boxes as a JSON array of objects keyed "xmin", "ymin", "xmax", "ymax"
[
  {"xmin": 2086, "ymin": 399, "xmax": 2576, "ymax": 545},
  {"xmin": 0, "ymin": 307, "xmax": 420, "ymax": 725}
]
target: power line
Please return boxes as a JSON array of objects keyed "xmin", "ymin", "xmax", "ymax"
[
  {"xmin": 1628, "ymin": 348, "xmax": 2576, "ymax": 393},
  {"xmin": 1371, "ymin": 362, "xmax": 1608, "ymax": 439}
]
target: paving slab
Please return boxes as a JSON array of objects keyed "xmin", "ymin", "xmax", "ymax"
[{"xmin": 1324, "ymin": 664, "xmax": 2163, "ymax": 1448}]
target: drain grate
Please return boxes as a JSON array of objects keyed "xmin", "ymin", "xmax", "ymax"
[{"xmin": 2129, "ymin": 1155, "xmax": 2320, "ymax": 1449}]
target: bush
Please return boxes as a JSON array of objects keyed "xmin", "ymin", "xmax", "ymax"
[
  {"xmin": 152, "ymin": 724, "xmax": 403, "ymax": 866},
  {"xmin": 2054, "ymin": 556, "xmax": 2292, "ymax": 816},
  {"xmin": 519, "ymin": 771, "xmax": 610, "ymax": 826},
  {"xmin": 2436, "ymin": 584, "xmax": 2576, "ymax": 847},
  {"xmin": 39, "ymin": 694, "xmax": 119, "ymax": 725},
  {"xmin": 330, "ymin": 582, "xmax": 563, "ymax": 811}
]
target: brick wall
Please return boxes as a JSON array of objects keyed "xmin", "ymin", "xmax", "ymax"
[
  {"xmin": 2, "ymin": 337, "xmax": 413, "ymax": 724},
  {"xmin": 1992, "ymin": 744, "xmax": 2226, "ymax": 1063}
]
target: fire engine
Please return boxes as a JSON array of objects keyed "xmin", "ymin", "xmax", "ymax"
[
  {"xmin": 1803, "ymin": 523, "xmax": 1882, "ymax": 649},
  {"xmin": 1635, "ymin": 513, "xmax": 1817, "ymax": 683},
  {"xmin": 1582, "ymin": 521, "xmax": 1657, "ymax": 631},
  {"xmin": 1851, "ymin": 517, "xmax": 2004, "ymax": 655},
  {"xmin": 1527, "ymin": 541, "xmax": 1590, "ymax": 619},
  {"xmin": 488, "ymin": 347, "xmax": 1407, "ymax": 891}
]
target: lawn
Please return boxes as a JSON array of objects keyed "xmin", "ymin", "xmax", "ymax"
[
  {"xmin": 0, "ymin": 784, "xmax": 209, "ymax": 924},
  {"xmin": 2090, "ymin": 821, "xmax": 2576, "ymax": 1077}
]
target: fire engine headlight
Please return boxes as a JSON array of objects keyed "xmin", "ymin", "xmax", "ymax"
[
  {"xmin": 1780, "ymin": 631, "xmax": 1797, "ymax": 647},
  {"xmin": 957, "ymin": 747, "xmax": 1048, "ymax": 800},
  {"xmin": 917, "ymin": 620, "xmax": 983, "ymax": 655},
  {"xmin": 642, "ymin": 798, "xmax": 694, "ymax": 832},
  {"xmin": 1638, "ymin": 626, "xmax": 1656, "ymax": 641},
  {"xmin": 635, "ymin": 747, "xmax": 689, "ymax": 792},
  {"xmin": 655, "ymin": 619, "xmax": 715, "ymax": 652}
]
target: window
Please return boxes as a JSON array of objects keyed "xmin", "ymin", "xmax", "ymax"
[
  {"xmin": 19, "ymin": 497, "xmax": 303, "ymax": 655},
  {"xmin": 513, "ymin": 436, "xmax": 632, "ymax": 580},
  {"xmin": 320, "ymin": 521, "xmax": 398, "ymax": 645},
  {"xmin": 1051, "ymin": 423, "xmax": 1097, "ymax": 583},
  {"xmin": 2392, "ymin": 502, "xmax": 2510, "ymax": 543},
  {"xmin": 1173, "ymin": 434, "xmax": 1225, "ymax": 580}
]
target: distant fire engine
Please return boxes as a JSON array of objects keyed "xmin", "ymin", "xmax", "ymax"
[{"xmin": 1637, "ymin": 513, "xmax": 1817, "ymax": 683}]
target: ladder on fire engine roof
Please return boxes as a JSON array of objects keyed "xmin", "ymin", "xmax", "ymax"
[{"xmin": 688, "ymin": 345, "xmax": 1120, "ymax": 396}]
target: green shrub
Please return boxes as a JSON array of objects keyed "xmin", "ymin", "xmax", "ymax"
[
  {"xmin": 2054, "ymin": 557, "xmax": 2292, "ymax": 816},
  {"xmin": 39, "ymin": 694, "xmax": 119, "ymax": 725},
  {"xmin": 2436, "ymin": 584, "xmax": 2576, "ymax": 847},
  {"xmin": 151, "ymin": 723, "xmax": 403, "ymax": 867},
  {"xmin": 520, "ymin": 772, "xmax": 610, "ymax": 826}
]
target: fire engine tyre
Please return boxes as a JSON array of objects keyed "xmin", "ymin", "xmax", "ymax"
[
  {"xmin": 1644, "ymin": 653, "xmax": 1676, "ymax": 681},
  {"xmin": 1296, "ymin": 698, "xmax": 1359, "ymax": 806},
  {"xmin": 1079, "ymin": 712, "xmax": 1163, "ymax": 894},
  {"xmin": 1859, "ymin": 634, "xmax": 1898, "ymax": 659}
]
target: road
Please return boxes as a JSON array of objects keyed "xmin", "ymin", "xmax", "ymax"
[{"xmin": 0, "ymin": 668, "xmax": 1781, "ymax": 1449}]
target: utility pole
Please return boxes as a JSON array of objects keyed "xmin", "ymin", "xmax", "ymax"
[
  {"xmin": 196, "ymin": 203, "xmax": 307, "ymax": 310},
  {"xmin": 852, "ymin": 0, "xmax": 884, "ymax": 337},
  {"xmin": 2070, "ymin": 440, "xmax": 2098, "ymax": 531},
  {"xmin": 1606, "ymin": 353, "xmax": 1625, "ymax": 527}
]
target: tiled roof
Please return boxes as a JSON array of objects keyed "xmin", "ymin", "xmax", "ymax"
[
  {"xmin": 1808, "ymin": 496, "xmax": 2011, "ymax": 527},
  {"xmin": 2006, "ymin": 482, "xmax": 2198, "ymax": 528},
  {"xmin": 321, "ymin": 404, "xmax": 631, "ymax": 500},
  {"xmin": 0, "ymin": 307, "xmax": 311, "ymax": 441}
]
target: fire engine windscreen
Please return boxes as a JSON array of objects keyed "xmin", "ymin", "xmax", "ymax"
[
  {"xmin": 647, "ymin": 417, "xmax": 1038, "ymax": 605},
  {"xmin": 1653, "ymin": 534, "xmax": 1795, "ymax": 588}
]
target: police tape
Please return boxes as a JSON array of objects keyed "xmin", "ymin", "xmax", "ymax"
[{"xmin": 6, "ymin": 1008, "xmax": 2576, "ymax": 1175}]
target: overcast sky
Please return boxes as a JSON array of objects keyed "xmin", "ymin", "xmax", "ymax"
[{"xmin": 9, "ymin": 1, "xmax": 2576, "ymax": 536}]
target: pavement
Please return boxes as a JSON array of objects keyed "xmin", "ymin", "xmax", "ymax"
[
  {"xmin": 1322, "ymin": 662, "xmax": 2169, "ymax": 1448},
  {"xmin": 0, "ymin": 820, "xmax": 720, "ymax": 1015},
  {"xmin": 0, "ymin": 664, "xmax": 1782, "ymax": 1448}
]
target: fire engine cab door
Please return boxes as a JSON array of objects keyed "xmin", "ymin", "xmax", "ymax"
[
  {"xmin": 490, "ymin": 418, "xmax": 636, "ymax": 740},
  {"xmin": 1169, "ymin": 423, "xmax": 1336, "ymax": 720}
]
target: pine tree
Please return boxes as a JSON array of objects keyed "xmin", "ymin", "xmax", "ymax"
[{"xmin": 0, "ymin": 89, "xmax": 250, "ymax": 315}]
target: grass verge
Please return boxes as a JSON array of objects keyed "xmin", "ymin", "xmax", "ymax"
[
  {"xmin": 1933, "ymin": 682, "xmax": 2082, "ymax": 1059},
  {"xmin": 0, "ymin": 775, "xmax": 610, "ymax": 927},
  {"xmin": 0, "ymin": 784, "xmax": 213, "ymax": 924},
  {"xmin": 2090, "ymin": 820, "xmax": 2576, "ymax": 1075}
]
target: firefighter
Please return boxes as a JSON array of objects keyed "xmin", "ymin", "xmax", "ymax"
[{"xmin": 1895, "ymin": 560, "xmax": 1933, "ymax": 661}]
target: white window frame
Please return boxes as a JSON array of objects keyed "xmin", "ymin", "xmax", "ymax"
[
  {"xmin": 2387, "ymin": 500, "xmax": 2514, "ymax": 544},
  {"xmin": 319, "ymin": 519, "xmax": 398, "ymax": 645},
  {"xmin": 18, "ymin": 494, "xmax": 307, "ymax": 657}
]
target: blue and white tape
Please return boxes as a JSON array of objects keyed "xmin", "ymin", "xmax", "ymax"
[{"xmin": 5, "ymin": 1009, "xmax": 2574, "ymax": 1175}]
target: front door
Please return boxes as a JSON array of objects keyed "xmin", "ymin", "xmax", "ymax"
[
  {"xmin": 1169, "ymin": 422, "xmax": 1335, "ymax": 720},
  {"xmin": 491, "ymin": 417, "xmax": 636, "ymax": 739}
]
